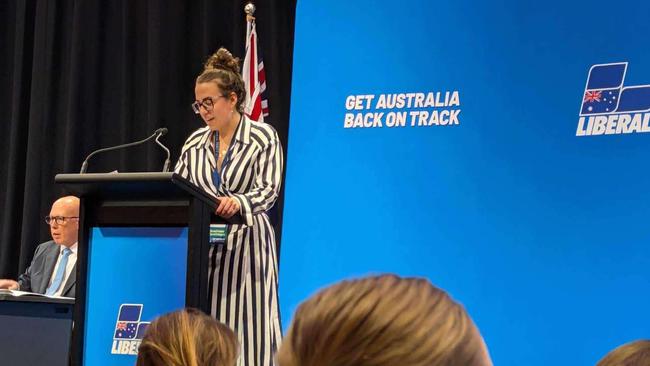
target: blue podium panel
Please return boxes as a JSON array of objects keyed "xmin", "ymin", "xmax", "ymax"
[
  {"xmin": 281, "ymin": 1, "xmax": 650, "ymax": 366},
  {"xmin": 83, "ymin": 227, "xmax": 188, "ymax": 365}
]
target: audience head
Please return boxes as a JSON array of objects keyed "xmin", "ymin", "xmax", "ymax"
[
  {"xmin": 277, "ymin": 274, "xmax": 492, "ymax": 366},
  {"xmin": 596, "ymin": 340, "xmax": 650, "ymax": 366},
  {"xmin": 46, "ymin": 196, "xmax": 80, "ymax": 247},
  {"xmin": 136, "ymin": 308, "xmax": 239, "ymax": 366}
]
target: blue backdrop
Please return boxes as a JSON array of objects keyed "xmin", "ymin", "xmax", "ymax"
[{"xmin": 280, "ymin": 1, "xmax": 650, "ymax": 365}]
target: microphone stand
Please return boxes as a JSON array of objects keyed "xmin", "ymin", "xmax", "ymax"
[
  {"xmin": 155, "ymin": 133, "xmax": 171, "ymax": 172},
  {"xmin": 79, "ymin": 129, "xmax": 165, "ymax": 174}
]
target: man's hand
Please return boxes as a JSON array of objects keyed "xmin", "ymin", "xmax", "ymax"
[{"xmin": 0, "ymin": 279, "xmax": 19, "ymax": 290}]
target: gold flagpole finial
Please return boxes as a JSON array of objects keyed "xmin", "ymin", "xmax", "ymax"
[{"xmin": 245, "ymin": 3, "xmax": 256, "ymax": 22}]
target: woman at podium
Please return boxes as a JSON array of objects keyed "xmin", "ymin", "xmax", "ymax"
[{"xmin": 174, "ymin": 48, "xmax": 283, "ymax": 366}]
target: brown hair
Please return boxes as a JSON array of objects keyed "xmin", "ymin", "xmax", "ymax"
[
  {"xmin": 597, "ymin": 340, "xmax": 650, "ymax": 366},
  {"xmin": 196, "ymin": 47, "xmax": 246, "ymax": 113},
  {"xmin": 277, "ymin": 274, "xmax": 491, "ymax": 366},
  {"xmin": 136, "ymin": 308, "xmax": 239, "ymax": 366}
]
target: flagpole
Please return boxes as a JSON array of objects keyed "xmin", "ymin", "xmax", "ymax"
[
  {"xmin": 244, "ymin": 2, "xmax": 256, "ymax": 23},
  {"xmin": 243, "ymin": 1, "xmax": 268, "ymax": 122}
]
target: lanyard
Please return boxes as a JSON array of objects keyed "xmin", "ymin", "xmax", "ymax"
[{"xmin": 212, "ymin": 131, "xmax": 234, "ymax": 188}]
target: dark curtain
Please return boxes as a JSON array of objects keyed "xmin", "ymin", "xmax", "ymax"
[{"xmin": 0, "ymin": 0, "xmax": 296, "ymax": 278}]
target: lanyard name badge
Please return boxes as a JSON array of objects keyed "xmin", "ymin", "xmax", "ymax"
[
  {"xmin": 210, "ymin": 131, "xmax": 230, "ymax": 244},
  {"xmin": 209, "ymin": 223, "xmax": 227, "ymax": 244}
]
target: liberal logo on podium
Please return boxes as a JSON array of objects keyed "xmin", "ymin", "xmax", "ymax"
[
  {"xmin": 578, "ymin": 62, "xmax": 650, "ymax": 136},
  {"xmin": 110, "ymin": 304, "xmax": 150, "ymax": 355}
]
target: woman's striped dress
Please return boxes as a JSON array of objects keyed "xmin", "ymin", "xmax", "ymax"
[{"xmin": 174, "ymin": 115, "xmax": 283, "ymax": 366}]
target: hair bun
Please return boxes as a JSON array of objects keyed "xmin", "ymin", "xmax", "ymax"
[{"xmin": 204, "ymin": 48, "xmax": 240, "ymax": 74}]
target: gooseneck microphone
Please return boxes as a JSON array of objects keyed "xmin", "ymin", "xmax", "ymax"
[
  {"xmin": 154, "ymin": 128, "xmax": 172, "ymax": 172},
  {"xmin": 79, "ymin": 128, "xmax": 168, "ymax": 174}
]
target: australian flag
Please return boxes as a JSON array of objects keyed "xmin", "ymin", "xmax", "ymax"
[
  {"xmin": 581, "ymin": 88, "xmax": 620, "ymax": 115},
  {"xmin": 581, "ymin": 62, "xmax": 650, "ymax": 115},
  {"xmin": 580, "ymin": 63, "xmax": 625, "ymax": 115},
  {"xmin": 114, "ymin": 304, "xmax": 142, "ymax": 340}
]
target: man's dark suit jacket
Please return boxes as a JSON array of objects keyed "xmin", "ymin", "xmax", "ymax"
[{"xmin": 17, "ymin": 240, "xmax": 76, "ymax": 297}]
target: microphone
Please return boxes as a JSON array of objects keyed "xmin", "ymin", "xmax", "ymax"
[
  {"xmin": 154, "ymin": 128, "xmax": 172, "ymax": 172},
  {"xmin": 79, "ymin": 128, "xmax": 168, "ymax": 174}
]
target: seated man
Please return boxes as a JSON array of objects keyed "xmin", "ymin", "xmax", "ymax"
[{"xmin": 0, "ymin": 196, "xmax": 80, "ymax": 297}]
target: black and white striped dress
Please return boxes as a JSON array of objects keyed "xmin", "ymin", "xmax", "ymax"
[{"xmin": 174, "ymin": 115, "xmax": 283, "ymax": 366}]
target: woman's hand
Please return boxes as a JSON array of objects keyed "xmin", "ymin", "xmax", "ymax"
[{"xmin": 216, "ymin": 197, "xmax": 240, "ymax": 219}]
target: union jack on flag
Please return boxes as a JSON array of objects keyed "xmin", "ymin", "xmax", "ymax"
[
  {"xmin": 242, "ymin": 17, "xmax": 269, "ymax": 122},
  {"xmin": 114, "ymin": 322, "xmax": 138, "ymax": 339},
  {"xmin": 583, "ymin": 91, "xmax": 602, "ymax": 103}
]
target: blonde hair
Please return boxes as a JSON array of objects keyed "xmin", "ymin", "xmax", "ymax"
[
  {"xmin": 136, "ymin": 308, "xmax": 239, "ymax": 366},
  {"xmin": 277, "ymin": 274, "xmax": 490, "ymax": 366},
  {"xmin": 597, "ymin": 340, "xmax": 650, "ymax": 366}
]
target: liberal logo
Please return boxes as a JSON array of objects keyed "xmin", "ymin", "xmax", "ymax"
[
  {"xmin": 578, "ymin": 62, "xmax": 650, "ymax": 136},
  {"xmin": 110, "ymin": 304, "xmax": 150, "ymax": 356}
]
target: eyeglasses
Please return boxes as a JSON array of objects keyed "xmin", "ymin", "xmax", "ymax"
[
  {"xmin": 191, "ymin": 95, "xmax": 227, "ymax": 114},
  {"xmin": 45, "ymin": 216, "xmax": 79, "ymax": 225}
]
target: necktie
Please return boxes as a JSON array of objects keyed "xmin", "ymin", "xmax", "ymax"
[{"xmin": 45, "ymin": 248, "xmax": 72, "ymax": 296}]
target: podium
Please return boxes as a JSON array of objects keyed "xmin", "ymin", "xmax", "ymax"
[
  {"xmin": 0, "ymin": 294, "xmax": 74, "ymax": 366},
  {"xmin": 55, "ymin": 172, "xmax": 222, "ymax": 366}
]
